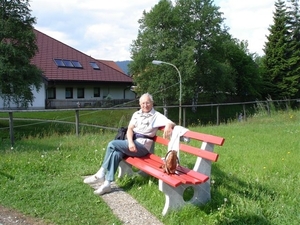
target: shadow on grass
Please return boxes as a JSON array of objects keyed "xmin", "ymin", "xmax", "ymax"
[
  {"xmin": 118, "ymin": 173, "xmax": 158, "ymax": 191},
  {"xmin": 0, "ymin": 171, "xmax": 15, "ymax": 180}
]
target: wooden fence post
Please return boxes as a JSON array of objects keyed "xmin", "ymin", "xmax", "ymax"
[
  {"xmin": 243, "ymin": 104, "xmax": 247, "ymax": 121},
  {"xmin": 9, "ymin": 111, "xmax": 14, "ymax": 147},
  {"xmin": 183, "ymin": 107, "xmax": 186, "ymax": 127},
  {"xmin": 266, "ymin": 101, "xmax": 271, "ymax": 116},
  {"xmin": 216, "ymin": 105, "xmax": 219, "ymax": 125},
  {"xmin": 75, "ymin": 110, "xmax": 79, "ymax": 136}
]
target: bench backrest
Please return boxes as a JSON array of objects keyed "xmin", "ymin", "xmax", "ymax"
[{"xmin": 154, "ymin": 127, "xmax": 225, "ymax": 162}]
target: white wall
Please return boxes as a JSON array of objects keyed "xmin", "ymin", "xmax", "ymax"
[
  {"xmin": 0, "ymin": 83, "xmax": 135, "ymax": 109},
  {"xmin": 54, "ymin": 85, "xmax": 135, "ymax": 100},
  {"xmin": 0, "ymin": 84, "xmax": 46, "ymax": 109}
]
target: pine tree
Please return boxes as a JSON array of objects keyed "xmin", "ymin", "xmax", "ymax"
[
  {"xmin": 263, "ymin": 0, "xmax": 293, "ymax": 99},
  {"xmin": 286, "ymin": 0, "xmax": 300, "ymax": 98}
]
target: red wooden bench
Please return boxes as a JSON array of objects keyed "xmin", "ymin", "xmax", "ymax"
[{"xmin": 118, "ymin": 126, "xmax": 225, "ymax": 215}]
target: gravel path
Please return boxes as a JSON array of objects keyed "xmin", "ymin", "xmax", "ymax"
[
  {"xmin": 88, "ymin": 180, "xmax": 164, "ymax": 225},
  {"xmin": 0, "ymin": 205, "xmax": 49, "ymax": 225}
]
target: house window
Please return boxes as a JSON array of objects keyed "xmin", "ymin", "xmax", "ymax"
[
  {"xmin": 65, "ymin": 87, "xmax": 73, "ymax": 99},
  {"xmin": 77, "ymin": 88, "xmax": 84, "ymax": 98},
  {"xmin": 89, "ymin": 62, "xmax": 100, "ymax": 70},
  {"xmin": 94, "ymin": 87, "xmax": 100, "ymax": 97},
  {"xmin": 47, "ymin": 87, "xmax": 56, "ymax": 99},
  {"xmin": 103, "ymin": 87, "xmax": 109, "ymax": 99}
]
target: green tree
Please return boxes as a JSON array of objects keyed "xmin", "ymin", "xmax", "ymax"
[
  {"xmin": 225, "ymin": 39, "xmax": 262, "ymax": 100},
  {"xmin": 129, "ymin": 0, "xmax": 182, "ymax": 106},
  {"xmin": 286, "ymin": 0, "xmax": 300, "ymax": 98},
  {"xmin": 262, "ymin": 0, "xmax": 290, "ymax": 99},
  {"xmin": 176, "ymin": 0, "xmax": 235, "ymax": 103},
  {"xmin": 129, "ymin": 0, "xmax": 261, "ymax": 105},
  {"xmin": 0, "ymin": 0, "xmax": 42, "ymax": 108}
]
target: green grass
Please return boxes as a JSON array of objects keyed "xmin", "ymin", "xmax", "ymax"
[
  {"xmin": 0, "ymin": 110, "xmax": 299, "ymax": 224},
  {"xmin": 0, "ymin": 109, "xmax": 135, "ymax": 140}
]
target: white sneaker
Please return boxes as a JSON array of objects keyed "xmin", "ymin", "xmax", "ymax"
[
  {"xmin": 94, "ymin": 184, "xmax": 111, "ymax": 195},
  {"xmin": 83, "ymin": 175, "xmax": 104, "ymax": 184}
]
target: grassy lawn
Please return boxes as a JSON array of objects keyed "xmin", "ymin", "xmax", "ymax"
[{"xmin": 0, "ymin": 110, "xmax": 299, "ymax": 224}]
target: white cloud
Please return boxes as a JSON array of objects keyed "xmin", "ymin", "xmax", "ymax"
[
  {"xmin": 30, "ymin": 0, "xmax": 275, "ymax": 60},
  {"xmin": 31, "ymin": 0, "xmax": 159, "ymax": 60},
  {"xmin": 217, "ymin": 0, "xmax": 275, "ymax": 55}
]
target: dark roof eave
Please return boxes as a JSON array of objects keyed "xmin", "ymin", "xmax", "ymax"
[{"xmin": 47, "ymin": 79, "xmax": 133, "ymax": 84}]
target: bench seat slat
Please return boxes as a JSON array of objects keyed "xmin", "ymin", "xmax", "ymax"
[
  {"xmin": 124, "ymin": 154, "xmax": 209, "ymax": 186},
  {"xmin": 145, "ymin": 154, "xmax": 209, "ymax": 184},
  {"xmin": 140, "ymin": 154, "xmax": 205, "ymax": 184},
  {"xmin": 124, "ymin": 156, "xmax": 182, "ymax": 187},
  {"xmin": 176, "ymin": 166, "xmax": 209, "ymax": 183},
  {"xmin": 125, "ymin": 155, "xmax": 188, "ymax": 186}
]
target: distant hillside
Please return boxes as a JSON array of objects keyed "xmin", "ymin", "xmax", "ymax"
[{"xmin": 115, "ymin": 60, "xmax": 131, "ymax": 75}]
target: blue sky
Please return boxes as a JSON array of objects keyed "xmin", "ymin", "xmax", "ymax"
[{"xmin": 30, "ymin": 0, "xmax": 275, "ymax": 61}]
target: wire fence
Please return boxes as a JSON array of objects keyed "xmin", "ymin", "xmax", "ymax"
[{"xmin": 1, "ymin": 98, "xmax": 299, "ymax": 147}]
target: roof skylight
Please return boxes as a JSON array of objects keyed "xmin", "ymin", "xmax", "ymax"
[
  {"xmin": 54, "ymin": 59, "xmax": 83, "ymax": 68},
  {"xmin": 89, "ymin": 62, "xmax": 100, "ymax": 70}
]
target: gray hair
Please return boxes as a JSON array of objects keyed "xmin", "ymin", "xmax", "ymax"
[{"xmin": 139, "ymin": 93, "xmax": 153, "ymax": 103}]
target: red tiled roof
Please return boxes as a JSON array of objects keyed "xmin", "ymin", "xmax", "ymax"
[
  {"xmin": 31, "ymin": 29, "xmax": 133, "ymax": 83},
  {"xmin": 98, "ymin": 59, "xmax": 124, "ymax": 73}
]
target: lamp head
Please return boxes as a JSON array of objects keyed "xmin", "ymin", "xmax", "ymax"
[{"xmin": 152, "ymin": 60, "xmax": 163, "ymax": 65}]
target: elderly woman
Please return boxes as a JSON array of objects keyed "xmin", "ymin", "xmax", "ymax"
[{"xmin": 84, "ymin": 93, "xmax": 175, "ymax": 195}]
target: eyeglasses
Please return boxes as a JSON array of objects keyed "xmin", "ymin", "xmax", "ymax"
[{"xmin": 140, "ymin": 101, "xmax": 152, "ymax": 105}]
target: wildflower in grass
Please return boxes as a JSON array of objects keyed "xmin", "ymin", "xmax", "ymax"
[
  {"xmin": 224, "ymin": 198, "xmax": 227, "ymax": 203},
  {"xmin": 263, "ymin": 167, "xmax": 266, "ymax": 169},
  {"xmin": 148, "ymin": 180, "xmax": 153, "ymax": 186}
]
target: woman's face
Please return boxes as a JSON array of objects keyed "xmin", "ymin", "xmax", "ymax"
[{"xmin": 139, "ymin": 96, "xmax": 153, "ymax": 113}]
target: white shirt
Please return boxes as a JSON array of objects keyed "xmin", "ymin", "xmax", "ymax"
[{"xmin": 128, "ymin": 108, "xmax": 173, "ymax": 151}]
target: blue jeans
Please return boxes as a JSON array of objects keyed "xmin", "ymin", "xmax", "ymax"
[{"xmin": 101, "ymin": 139, "xmax": 149, "ymax": 181}]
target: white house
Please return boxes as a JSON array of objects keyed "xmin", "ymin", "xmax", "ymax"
[{"xmin": 0, "ymin": 29, "xmax": 135, "ymax": 109}]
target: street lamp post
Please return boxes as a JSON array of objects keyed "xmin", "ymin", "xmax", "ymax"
[{"xmin": 152, "ymin": 60, "xmax": 182, "ymax": 126}]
